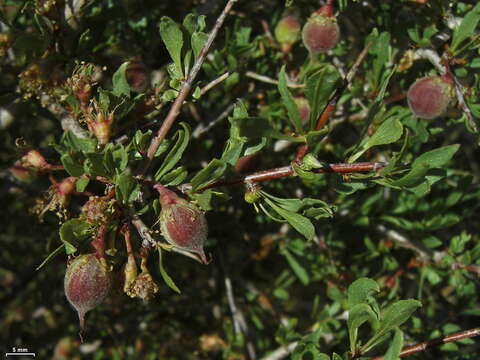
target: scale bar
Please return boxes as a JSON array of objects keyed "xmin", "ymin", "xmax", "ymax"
[{"xmin": 5, "ymin": 353, "xmax": 35, "ymax": 357}]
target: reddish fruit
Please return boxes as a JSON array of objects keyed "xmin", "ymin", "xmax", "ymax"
[
  {"xmin": 274, "ymin": 15, "xmax": 301, "ymax": 53},
  {"xmin": 155, "ymin": 184, "xmax": 208, "ymax": 264},
  {"xmin": 294, "ymin": 97, "xmax": 311, "ymax": 124},
  {"xmin": 126, "ymin": 60, "xmax": 149, "ymax": 92},
  {"xmin": 64, "ymin": 254, "xmax": 111, "ymax": 330},
  {"xmin": 407, "ymin": 75, "xmax": 454, "ymax": 119},
  {"xmin": 302, "ymin": 6, "xmax": 340, "ymax": 54}
]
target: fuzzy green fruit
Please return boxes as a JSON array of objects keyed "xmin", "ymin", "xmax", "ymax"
[{"xmin": 274, "ymin": 15, "xmax": 301, "ymax": 53}]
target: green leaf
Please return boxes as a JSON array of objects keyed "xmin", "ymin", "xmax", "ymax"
[
  {"xmin": 392, "ymin": 144, "xmax": 460, "ymax": 187},
  {"xmin": 265, "ymin": 198, "xmax": 315, "ymax": 241},
  {"xmin": 59, "ymin": 219, "xmax": 92, "ymax": 254},
  {"xmin": 281, "ymin": 247, "xmax": 310, "ymax": 285},
  {"xmin": 75, "ymin": 177, "xmax": 89, "ymax": 192},
  {"xmin": 192, "ymin": 31, "xmax": 208, "ymax": 59},
  {"xmin": 84, "ymin": 152, "xmax": 109, "ymax": 177},
  {"xmin": 347, "ymin": 277, "xmax": 380, "ymax": 308},
  {"xmin": 348, "ymin": 303, "xmax": 379, "ymax": 354},
  {"xmin": 349, "ymin": 118, "xmax": 403, "ymax": 163},
  {"xmin": 451, "ymin": 3, "xmax": 480, "ymax": 54},
  {"xmin": 379, "ymin": 300, "xmax": 421, "ymax": 336},
  {"xmin": 62, "ymin": 131, "xmax": 97, "ymax": 153},
  {"xmin": 305, "ymin": 64, "xmax": 341, "ymax": 130},
  {"xmin": 384, "ymin": 328, "xmax": 404, "ymax": 360},
  {"xmin": 363, "ymin": 300, "xmax": 421, "ymax": 352},
  {"xmin": 159, "ymin": 166, "xmax": 188, "ymax": 186},
  {"xmin": 155, "ymin": 123, "xmax": 190, "ymax": 181},
  {"xmin": 116, "ymin": 172, "xmax": 139, "ymax": 204},
  {"xmin": 159, "ymin": 17, "xmax": 184, "ymax": 77},
  {"xmin": 191, "ymin": 159, "xmax": 228, "ymax": 191},
  {"xmin": 158, "ymin": 247, "xmax": 181, "ymax": 293},
  {"xmin": 278, "ymin": 66, "xmax": 303, "ymax": 132},
  {"xmin": 112, "ymin": 61, "xmax": 131, "ymax": 97},
  {"xmin": 61, "ymin": 153, "xmax": 84, "ymax": 177}
]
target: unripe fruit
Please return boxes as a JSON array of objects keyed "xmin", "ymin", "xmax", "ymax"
[
  {"xmin": 302, "ymin": 5, "xmax": 340, "ymax": 54},
  {"xmin": 294, "ymin": 96, "xmax": 311, "ymax": 124},
  {"xmin": 274, "ymin": 15, "xmax": 301, "ymax": 53},
  {"xmin": 10, "ymin": 162, "xmax": 37, "ymax": 183},
  {"xmin": 22, "ymin": 149, "xmax": 48, "ymax": 169},
  {"xmin": 64, "ymin": 254, "xmax": 111, "ymax": 330},
  {"xmin": 155, "ymin": 184, "xmax": 208, "ymax": 264},
  {"xmin": 407, "ymin": 75, "xmax": 454, "ymax": 119}
]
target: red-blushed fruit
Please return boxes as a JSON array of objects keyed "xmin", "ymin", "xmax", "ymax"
[
  {"xmin": 126, "ymin": 60, "xmax": 149, "ymax": 93},
  {"xmin": 154, "ymin": 184, "xmax": 208, "ymax": 264},
  {"xmin": 64, "ymin": 254, "xmax": 111, "ymax": 330},
  {"xmin": 407, "ymin": 75, "xmax": 454, "ymax": 119},
  {"xmin": 302, "ymin": 6, "xmax": 340, "ymax": 54},
  {"xmin": 274, "ymin": 15, "xmax": 301, "ymax": 53},
  {"xmin": 294, "ymin": 96, "xmax": 311, "ymax": 124},
  {"xmin": 10, "ymin": 162, "xmax": 37, "ymax": 182}
]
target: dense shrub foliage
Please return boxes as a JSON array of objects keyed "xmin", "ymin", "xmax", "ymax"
[{"xmin": 1, "ymin": 0, "xmax": 480, "ymax": 359}]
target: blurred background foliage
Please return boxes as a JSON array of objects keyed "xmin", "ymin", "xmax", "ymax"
[{"xmin": 1, "ymin": 0, "xmax": 480, "ymax": 359}]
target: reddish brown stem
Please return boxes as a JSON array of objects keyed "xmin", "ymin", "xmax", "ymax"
[
  {"xmin": 370, "ymin": 327, "xmax": 480, "ymax": 359},
  {"xmin": 91, "ymin": 224, "xmax": 107, "ymax": 259},
  {"xmin": 382, "ymin": 93, "xmax": 407, "ymax": 105},
  {"xmin": 202, "ymin": 161, "xmax": 385, "ymax": 190},
  {"xmin": 137, "ymin": 0, "xmax": 237, "ymax": 176}
]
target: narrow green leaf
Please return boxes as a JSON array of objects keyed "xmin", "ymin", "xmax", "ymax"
[
  {"xmin": 384, "ymin": 328, "xmax": 404, "ymax": 360},
  {"xmin": 451, "ymin": 3, "xmax": 480, "ymax": 53},
  {"xmin": 265, "ymin": 198, "xmax": 315, "ymax": 240},
  {"xmin": 159, "ymin": 16, "xmax": 184, "ymax": 77},
  {"xmin": 348, "ymin": 303, "xmax": 379, "ymax": 354},
  {"xmin": 158, "ymin": 247, "xmax": 181, "ymax": 293},
  {"xmin": 116, "ymin": 172, "xmax": 139, "ymax": 204},
  {"xmin": 305, "ymin": 64, "xmax": 341, "ymax": 129},
  {"xmin": 278, "ymin": 66, "xmax": 303, "ymax": 132},
  {"xmin": 191, "ymin": 159, "xmax": 228, "ymax": 191},
  {"xmin": 159, "ymin": 166, "xmax": 188, "ymax": 186},
  {"xmin": 281, "ymin": 247, "xmax": 310, "ymax": 285},
  {"xmin": 378, "ymin": 299, "xmax": 421, "ymax": 337},
  {"xmin": 155, "ymin": 123, "xmax": 190, "ymax": 180},
  {"xmin": 36, "ymin": 244, "xmax": 65, "ymax": 271},
  {"xmin": 112, "ymin": 61, "xmax": 131, "ymax": 96}
]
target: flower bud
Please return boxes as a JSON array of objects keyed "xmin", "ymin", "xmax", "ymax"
[
  {"xmin": 274, "ymin": 15, "xmax": 301, "ymax": 53},
  {"xmin": 22, "ymin": 149, "xmax": 48, "ymax": 170},
  {"xmin": 407, "ymin": 75, "xmax": 454, "ymax": 119},
  {"xmin": 155, "ymin": 185, "xmax": 208, "ymax": 264},
  {"xmin": 64, "ymin": 254, "xmax": 111, "ymax": 330},
  {"xmin": 302, "ymin": 5, "xmax": 340, "ymax": 54},
  {"xmin": 10, "ymin": 162, "xmax": 37, "ymax": 183}
]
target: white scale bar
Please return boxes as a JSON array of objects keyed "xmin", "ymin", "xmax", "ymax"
[{"xmin": 5, "ymin": 353, "xmax": 35, "ymax": 357}]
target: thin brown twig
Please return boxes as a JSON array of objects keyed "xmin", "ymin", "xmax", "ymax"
[
  {"xmin": 370, "ymin": 327, "xmax": 480, "ymax": 359},
  {"xmin": 138, "ymin": 0, "xmax": 237, "ymax": 176},
  {"xmin": 201, "ymin": 161, "xmax": 386, "ymax": 190},
  {"xmin": 200, "ymin": 71, "xmax": 230, "ymax": 95}
]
